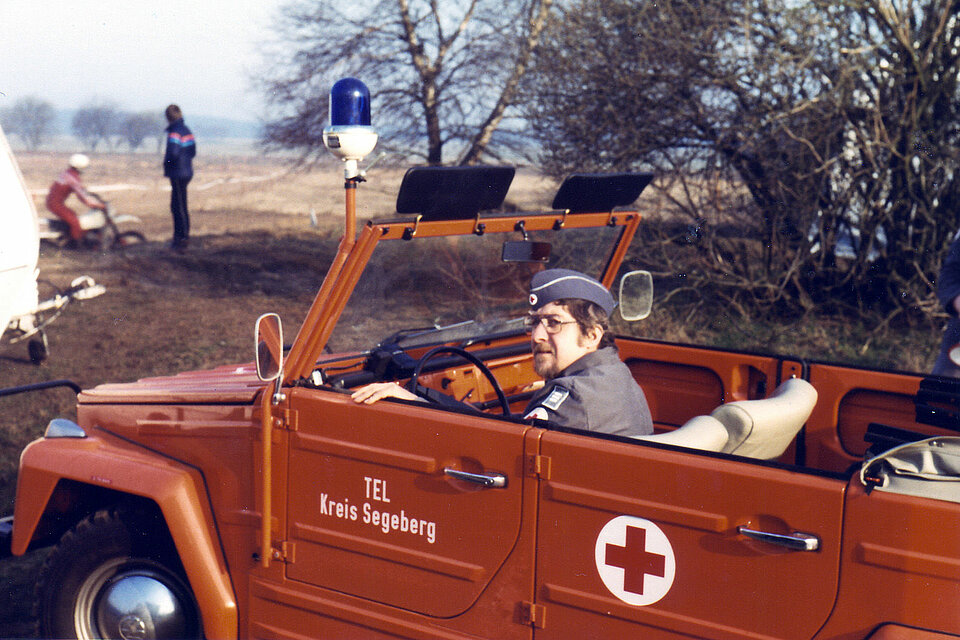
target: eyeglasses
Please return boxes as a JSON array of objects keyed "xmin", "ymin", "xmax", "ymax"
[{"xmin": 523, "ymin": 314, "xmax": 578, "ymax": 334}]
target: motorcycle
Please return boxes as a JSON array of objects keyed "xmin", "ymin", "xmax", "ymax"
[{"xmin": 39, "ymin": 195, "xmax": 146, "ymax": 251}]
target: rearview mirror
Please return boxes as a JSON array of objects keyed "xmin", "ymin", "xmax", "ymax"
[
  {"xmin": 256, "ymin": 313, "xmax": 283, "ymax": 382},
  {"xmin": 501, "ymin": 240, "xmax": 551, "ymax": 262},
  {"xmin": 619, "ymin": 270, "xmax": 653, "ymax": 321}
]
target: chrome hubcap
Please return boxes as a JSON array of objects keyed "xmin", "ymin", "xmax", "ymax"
[{"xmin": 74, "ymin": 558, "xmax": 198, "ymax": 640}]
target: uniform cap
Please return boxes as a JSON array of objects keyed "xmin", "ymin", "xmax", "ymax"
[{"xmin": 529, "ymin": 268, "xmax": 616, "ymax": 315}]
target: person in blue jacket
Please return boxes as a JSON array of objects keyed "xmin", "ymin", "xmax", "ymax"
[
  {"xmin": 163, "ymin": 104, "xmax": 196, "ymax": 252},
  {"xmin": 934, "ymin": 232, "xmax": 960, "ymax": 377}
]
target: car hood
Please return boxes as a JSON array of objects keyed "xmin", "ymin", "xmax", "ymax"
[{"xmin": 79, "ymin": 362, "xmax": 265, "ymax": 405}]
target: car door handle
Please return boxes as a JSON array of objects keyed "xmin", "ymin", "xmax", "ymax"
[
  {"xmin": 443, "ymin": 467, "xmax": 507, "ymax": 488},
  {"xmin": 737, "ymin": 526, "xmax": 820, "ymax": 551}
]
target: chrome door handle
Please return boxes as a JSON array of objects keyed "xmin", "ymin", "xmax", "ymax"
[
  {"xmin": 737, "ymin": 526, "xmax": 820, "ymax": 551},
  {"xmin": 443, "ymin": 467, "xmax": 507, "ymax": 488}
]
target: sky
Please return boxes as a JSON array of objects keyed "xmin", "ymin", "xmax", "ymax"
[{"xmin": 0, "ymin": 0, "xmax": 288, "ymax": 123}]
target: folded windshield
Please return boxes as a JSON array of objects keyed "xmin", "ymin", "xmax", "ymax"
[{"xmin": 326, "ymin": 225, "xmax": 624, "ymax": 354}]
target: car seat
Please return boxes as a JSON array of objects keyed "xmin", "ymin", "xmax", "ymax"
[
  {"xmin": 711, "ymin": 377, "xmax": 818, "ymax": 459},
  {"xmin": 632, "ymin": 377, "xmax": 817, "ymax": 460}
]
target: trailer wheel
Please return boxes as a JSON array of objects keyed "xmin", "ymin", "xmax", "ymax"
[
  {"xmin": 36, "ymin": 507, "xmax": 202, "ymax": 640},
  {"xmin": 27, "ymin": 335, "xmax": 47, "ymax": 365}
]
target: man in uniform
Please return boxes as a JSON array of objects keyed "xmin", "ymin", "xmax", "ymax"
[
  {"xmin": 521, "ymin": 268, "xmax": 653, "ymax": 436},
  {"xmin": 352, "ymin": 268, "xmax": 654, "ymax": 437}
]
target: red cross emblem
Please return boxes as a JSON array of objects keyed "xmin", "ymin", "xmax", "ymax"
[
  {"xmin": 605, "ymin": 525, "xmax": 666, "ymax": 595},
  {"xmin": 595, "ymin": 516, "xmax": 675, "ymax": 606}
]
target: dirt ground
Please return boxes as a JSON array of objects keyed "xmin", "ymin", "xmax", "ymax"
[{"xmin": 0, "ymin": 151, "xmax": 557, "ymax": 637}]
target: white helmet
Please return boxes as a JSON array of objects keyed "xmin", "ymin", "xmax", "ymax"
[{"xmin": 68, "ymin": 153, "xmax": 90, "ymax": 171}]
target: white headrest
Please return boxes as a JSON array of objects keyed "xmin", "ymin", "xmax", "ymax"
[{"xmin": 712, "ymin": 377, "xmax": 818, "ymax": 459}]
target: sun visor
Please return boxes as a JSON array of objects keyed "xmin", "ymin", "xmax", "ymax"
[
  {"xmin": 552, "ymin": 172, "xmax": 654, "ymax": 213},
  {"xmin": 395, "ymin": 165, "xmax": 515, "ymax": 220}
]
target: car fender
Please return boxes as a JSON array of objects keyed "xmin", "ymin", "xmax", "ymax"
[
  {"xmin": 12, "ymin": 434, "xmax": 237, "ymax": 639},
  {"xmin": 863, "ymin": 624, "xmax": 960, "ymax": 640}
]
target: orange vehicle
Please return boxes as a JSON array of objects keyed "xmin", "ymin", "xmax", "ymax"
[{"xmin": 3, "ymin": 166, "xmax": 960, "ymax": 640}]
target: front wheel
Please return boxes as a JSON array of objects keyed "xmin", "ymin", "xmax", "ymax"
[
  {"xmin": 112, "ymin": 230, "xmax": 147, "ymax": 249},
  {"xmin": 36, "ymin": 507, "xmax": 202, "ymax": 640}
]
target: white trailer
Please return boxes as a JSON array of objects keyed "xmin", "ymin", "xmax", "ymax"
[{"xmin": 0, "ymin": 124, "xmax": 103, "ymax": 363}]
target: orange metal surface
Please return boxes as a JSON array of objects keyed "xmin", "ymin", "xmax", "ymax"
[
  {"xmin": 79, "ymin": 361, "xmax": 264, "ymax": 404},
  {"xmin": 13, "ymin": 430, "xmax": 238, "ymax": 639},
  {"xmin": 535, "ymin": 430, "xmax": 845, "ymax": 639},
  {"xmin": 866, "ymin": 625, "xmax": 960, "ymax": 640},
  {"xmin": 816, "ymin": 481, "xmax": 960, "ymax": 638},
  {"xmin": 805, "ymin": 364, "xmax": 926, "ymax": 473},
  {"xmin": 283, "ymin": 388, "xmax": 528, "ymax": 616}
]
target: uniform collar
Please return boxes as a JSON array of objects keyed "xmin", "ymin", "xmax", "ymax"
[{"xmin": 557, "ymin": 346, "xmax": 617, "ymax": 377}]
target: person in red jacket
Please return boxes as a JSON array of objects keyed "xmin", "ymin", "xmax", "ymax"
[{"xmin": 45, "ymin": 153, "xmax": 106, "ymax": 245}]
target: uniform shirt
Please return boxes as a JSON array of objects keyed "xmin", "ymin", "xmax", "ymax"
[
  {"xmin": 164, "ymin": 118, "xmax": 196, "ymax": 179},
  {"xmin": 523, "ymin": 346, "xmax": 654, "ymax": 436}
]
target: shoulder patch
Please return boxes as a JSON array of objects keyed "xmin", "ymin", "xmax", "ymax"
[
  {"xmin": 524, "ymin": 406, "xmax": 549, "ymax": 421},
  {"xmin": 542, "ymin": 386, "xmax": 570, "ymax": 411}
]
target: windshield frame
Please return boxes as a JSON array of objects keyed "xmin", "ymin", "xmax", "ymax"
[{"xmin": 283, "ymin": 209, "xmax": 641, "ymax": 384}]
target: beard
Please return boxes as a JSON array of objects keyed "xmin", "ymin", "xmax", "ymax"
[{"xmin": 533, "ymin": 345, "xmax": 560, "ymax": 380}]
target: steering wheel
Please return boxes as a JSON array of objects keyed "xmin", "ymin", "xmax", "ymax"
[{"xmin": 408, "ymin": 345, "xmax": 511, "ymax": 415}]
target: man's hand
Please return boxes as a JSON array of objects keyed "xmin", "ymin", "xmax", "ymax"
[
  {"xmin": 952, "ymin": 295, "xmax": 960, "ymax": 316},
  {"xmin": 351, "ymin": 382, "xmax": 421, "ymax": 405}
]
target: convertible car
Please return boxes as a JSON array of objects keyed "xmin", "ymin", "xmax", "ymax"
[{"xmin": 3, "ymin": 165, "xmax": 958, "ymax": 640}]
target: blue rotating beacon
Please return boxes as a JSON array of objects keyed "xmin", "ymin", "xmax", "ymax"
[{"xmin": 322, "ymin": 78, "xmax": 378, "ymax": 180}]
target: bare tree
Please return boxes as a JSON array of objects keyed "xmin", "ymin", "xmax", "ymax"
[
  {"xmin": 0, "ymin": 96, "xmax": 56, "ymax": 150},
  {"xmin": 118, "ymin": 111, "xmax": 164, "ymax": 151},
  {"xmin": 72, "ymin": 102, "xmax": 120, "ymax": 150},
  {"xmin": 258, "ymin": 0, "xmax": 553, "ymax": 164},
  {"xmin": 525, "ymin": 0, "xmax": 960, "ymax": 323}
]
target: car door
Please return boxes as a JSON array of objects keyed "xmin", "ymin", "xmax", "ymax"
[
  {"xmin": 532, "ymin": 429, "xmax": 846, "ymax": 639},
  {"xmin": 284, "ymin": 388, "xmax": 534, "ymax": 621}
]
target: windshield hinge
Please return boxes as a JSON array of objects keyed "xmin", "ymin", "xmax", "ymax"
[
  {"xmin": 280, "ymin": 409, "xmax": 298, "ymax": 431},
  {"xmin": 520, "ymin": 601, "xmax": 546, "ymax": 628},
  {"xmin": 528, "ymin": 455, "xmax": 552, "ymax": 479}
]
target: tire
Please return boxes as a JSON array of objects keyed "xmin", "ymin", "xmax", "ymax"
[
  {"xmin": 36, "ymin": 507, "xmax": 202, "ymax": 640},
  {"xmin": 27, "ymin": 336, "xmax": 47, "ymax": 365},
  {"xmin": 112, "ymin": 231, "xmax": 147, "ymax": 249}
]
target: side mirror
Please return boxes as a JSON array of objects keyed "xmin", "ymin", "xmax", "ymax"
[
  {"xmin": 618, "ymin": 270, "xmax": 653, "ymax": 321},
  {"xmin": 256, "ymin": 313, "xmax": 283, "ymax": 382},
  {"xmin": 501, "ymin": 240, "xmax": 551, "ymax": 263}
]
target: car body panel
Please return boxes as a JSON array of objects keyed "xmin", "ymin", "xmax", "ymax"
[
  {"xmin": 12, "ymin": 430, "xmax": 238, "ymax": 639},
  {"xmin": 283, "ymin": 389, "xmax": 530, "ymax": 615},
  {"xmin": 534, "ymin": 430, "xmax": 845, "ymax": 639}
]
